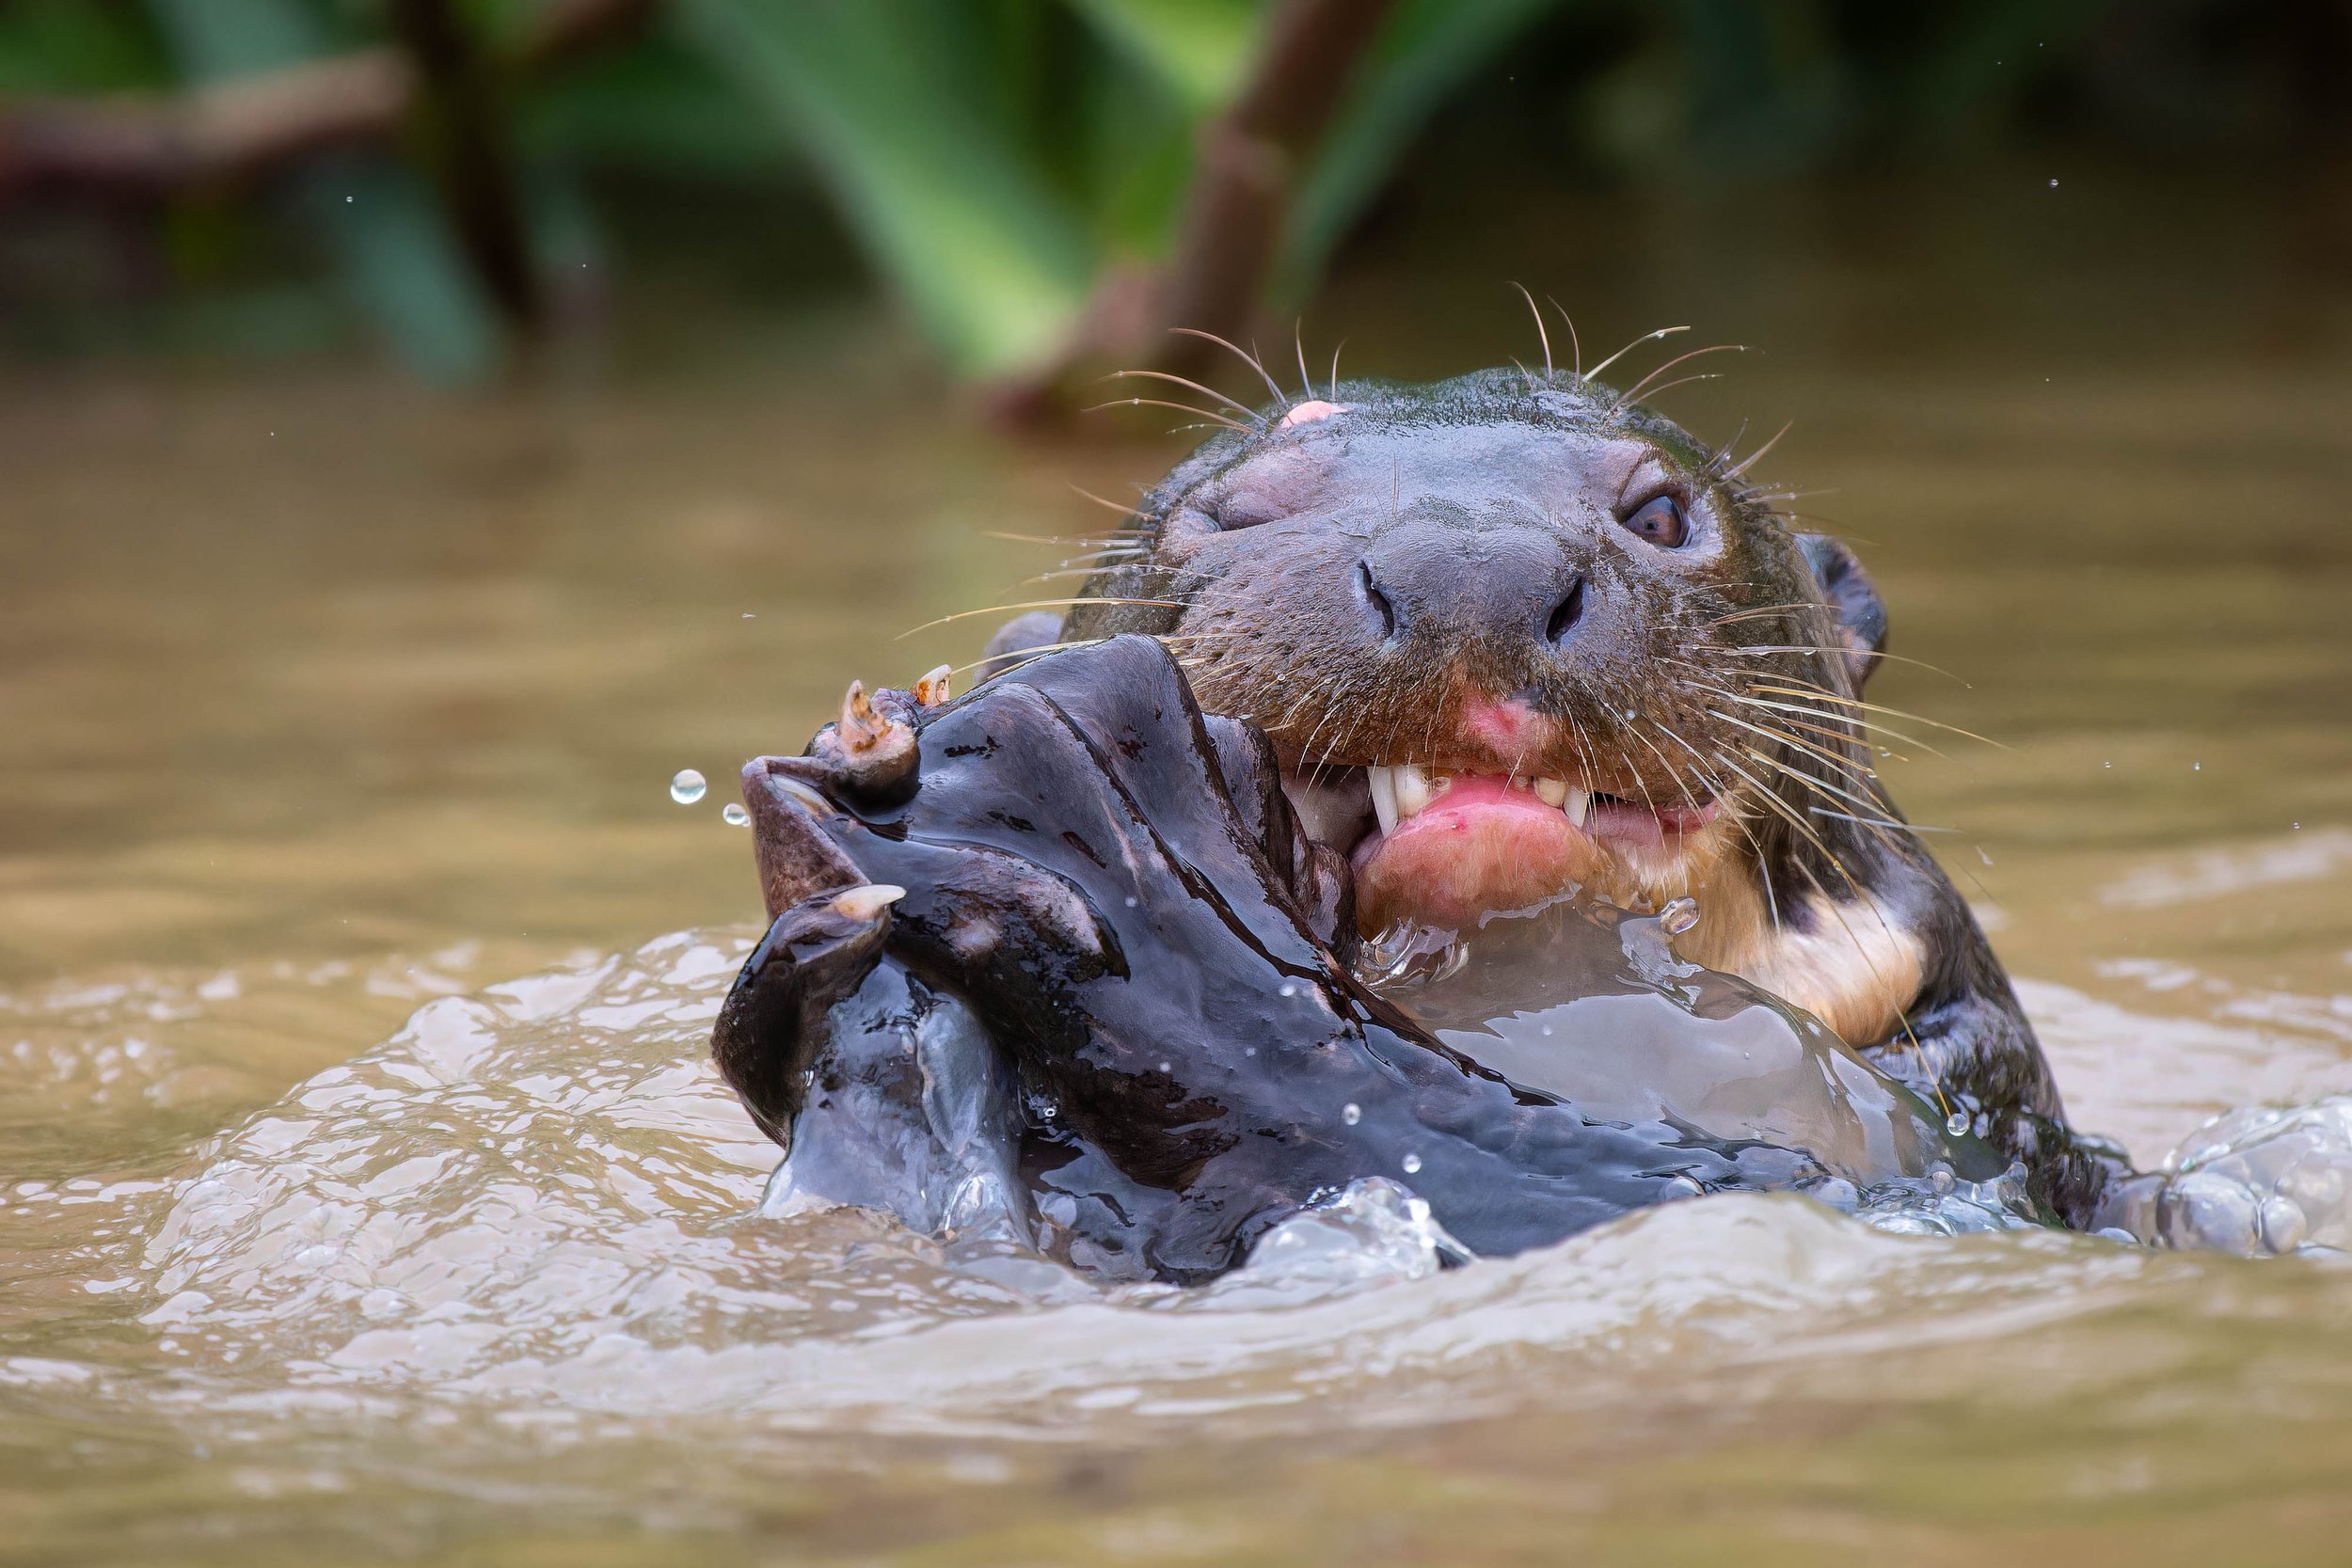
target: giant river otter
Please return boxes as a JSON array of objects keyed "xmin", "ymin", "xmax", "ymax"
[{"xmin": 714, "ymin": 348, "xmax": 2135, "ymax": 1280}]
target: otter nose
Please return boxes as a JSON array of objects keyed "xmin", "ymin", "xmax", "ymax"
[{"xmin": 1355, "ymin": 523, "xmax": 1584, "ymax": 651}]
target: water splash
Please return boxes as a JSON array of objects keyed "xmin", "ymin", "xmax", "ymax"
[
  {"xmin": 1824, "ymin": 1163, "xmax": 2043, "ymax": 1239},
  {"xmin": 1375, "ymin": 895, "xmax": 1976, "ymax": 1186},
  {"xmin": 83, "ymin": 929, "xmax": 2174, "ymax": 1441},
  {"xmin": 2103, "ymin": 1097, "xmax": 2352, "ymax": 1256},
  {"xmin": 24, "ymin": 917, "xmax": 2330, "ymax": 1485}
]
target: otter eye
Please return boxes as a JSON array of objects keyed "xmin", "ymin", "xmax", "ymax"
[{"xmin": 1618, "ymin": 493, "xmax": 1688, "ymax": 547}]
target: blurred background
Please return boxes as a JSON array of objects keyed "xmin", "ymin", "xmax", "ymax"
[{"xmin": 2, "ymin": 0, "xmax": 2347, "ymax": 387}]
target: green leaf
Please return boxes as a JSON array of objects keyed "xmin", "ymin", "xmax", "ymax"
[
  {"xmin": 303, "ymin": 160, "xmax": 503, "ymax": 385},
  {"xmin": 0, "ymin": 1, "xmax": 172, "ymax": 94},
  {"xmin": 1076, "ymin": 79, "xmax": 1194, "ymax": 257},
  {"xmin": 675, "ymin": 0, "xmax": 1097, "ymax": 377},
  {"xmin": 142, "ymin": 0, "xmax": 333, "ymax": 80},
  {"xmin": 1279, "ymin": 0, "xmax": 1569, "ymax": 301},
  {"xmin": 520, "ymin": 34, "xmax": 799, "ymax": 181},
  {"xmin": 141, "ymin": 0, "xmax": 503, "ymax": 383},
  {"xmin": 1060, "ymin": 0, "xmax": 1262, "ymax": 112}
]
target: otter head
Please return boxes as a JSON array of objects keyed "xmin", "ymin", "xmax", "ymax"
[{"xmin": 1055, "ymin": 366, "xmax": 1915, "ymax": 1041}]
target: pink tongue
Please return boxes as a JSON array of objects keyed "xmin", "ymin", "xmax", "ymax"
[{"xmin": 1354, "ymin": 776, "xmax": 1600, "ymax": 934}]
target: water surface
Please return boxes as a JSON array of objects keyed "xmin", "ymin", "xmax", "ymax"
[{"xmin": 7, "ymin": 173, "xmax": 2352, "ymax": 1562}]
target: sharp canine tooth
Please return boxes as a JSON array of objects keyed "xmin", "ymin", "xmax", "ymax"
[
  {"xmin": 1565, "ymin": 786, "xmax": 1591, "ymax": 829},
  {"xmin": 1393, "ymin": 763, "xmax": 1431, "ymax": 818},
  {"xmin": 1367, "ymin": 765, "xmax": 1399, "ymax": 838},
  {"xmin": 1534, "ymin": 777, "xmax": 1568, "ymax": 808}
]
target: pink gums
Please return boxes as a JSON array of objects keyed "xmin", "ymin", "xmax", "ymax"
[{"xmin": 1353, "ymin": 774, "xmax": 1599, "ymax": 931}]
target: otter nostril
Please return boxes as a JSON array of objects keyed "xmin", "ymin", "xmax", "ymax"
[
  {"xmin": 1545, "ymin": 578, "xmax": 1586, "ymax": 645},
  {"xmin": 1357, "ymin": 559, "xmax": 1398, "ymax": 641}
]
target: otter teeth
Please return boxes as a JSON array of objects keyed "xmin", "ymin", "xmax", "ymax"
[
  {"xmin": 1364, "ymin": 766, "xmax": 1592, "ymax": 832},
  {"xmin": 1367, "ymin": 764, "xmax": 1399, "ymax": 838},
  {"xmin": 1534, "ymin": 777, "xmax": 1594, "ymax": 826},
  {"xmin": 1392, "ymin": 763, "xmax": 1432, "ymax": 818},
  {"xmin": 1364, "ymin": 764, "xmax": 1430, "ymax": 833}
]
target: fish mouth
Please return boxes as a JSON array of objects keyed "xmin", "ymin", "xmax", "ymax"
[{"xmin": 1282, "ymin": 762, "xmax": 1720, "ymax": 936}]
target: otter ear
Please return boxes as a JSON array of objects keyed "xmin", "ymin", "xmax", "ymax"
[{"xmin": 1794, "ymin": 534, "xmax": 1887, "ymax": 690}]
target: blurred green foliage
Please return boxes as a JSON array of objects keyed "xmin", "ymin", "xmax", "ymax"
[
  {"xmin": 0, "ymin": 0, "xmax": 2339, "ymax": 381},
  {"xmin": 0, "ymin": 0, "xmax": 169, "ymax": 93},
  {"xmin": 151, "ymin": 0, "xmax": 503, "ymax": 381}
]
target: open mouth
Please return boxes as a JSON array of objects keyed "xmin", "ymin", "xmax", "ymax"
[{"xmin": 1304, "ymin": 763, "xmax": 1719, "ymax": 934}]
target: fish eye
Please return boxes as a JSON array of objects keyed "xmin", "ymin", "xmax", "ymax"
[{"xmin": 1617, "ymin": 493, "xmax": 1688, "ymax": 547}]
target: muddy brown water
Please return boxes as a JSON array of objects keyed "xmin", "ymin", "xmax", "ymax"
[{"xmin": 6, "ymin": 174, "xmax": 2352, "ymax": 1563}]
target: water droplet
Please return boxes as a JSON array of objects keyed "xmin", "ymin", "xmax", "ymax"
[
  {"xmin": 2047, "ymin": 178, "xmax": 2058, "ymax": 187},
  {"xmin": 1342, "ymin": 1102, "xmax": 1361, "ymax": 1126},
  {"xmin": 1660, "ymin": 897, "xmax": 1700, "ymax": 936},
  {"xmin": 670, "ymin": 769, "xmax": 707, "ymax": 805},
  {"xmin": 1931, "ymin": 1167, "xmax": 1956, "ymax": 1196},
  {"xmin": 2193, "ymin": 761, "xmax": 2201, "ymax": 772},
  {"xmin": 1946, "ymin": 1111, "xmax": 1970, "ymax": 1137},
  {"xmin": 1157, "ymin": 1061, "xmax": 1171, "ymax": 1074},
  {"xmin": 1400, "ymin": 1152, "xmax": 1422, "ymax": 1175},
  {"xmin": 1278, "ymin": 981, "xmax": 1299, "ymax": 998},
  {"xmin": 1123, "ymin": 895, "xmax": 1138, "ymax": 909},
  {"xmin": 722, "ymin": 803, "xmax": 750, "ymax": 827}
]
